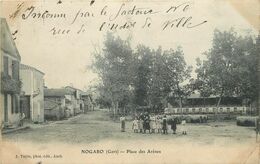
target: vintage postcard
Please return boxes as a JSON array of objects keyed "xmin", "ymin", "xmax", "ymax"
[{"xmin": 0, "ymin": 0, "xmax": 259, "ymax": 163}]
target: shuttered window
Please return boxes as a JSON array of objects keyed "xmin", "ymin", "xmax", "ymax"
[
  {"xmin": 15, "ymin": 95, "xmax": 19, "ymax": 113},
  {"xmin": 11, "ymin": 95, "xmax": 14, "ymax": 114},
  {"xmin": 12, "ymin": 60, "xmax": 19, "ymax": 80},
  {"xmin": 3, "ymin": 56, "xmax": 8, "ymax": 76}
]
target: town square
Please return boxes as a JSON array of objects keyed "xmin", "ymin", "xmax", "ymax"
[{"xmin": 1, "ymin": 0, "xmax": 259, "ymax": 164}]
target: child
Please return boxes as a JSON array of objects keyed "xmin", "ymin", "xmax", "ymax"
[
  {"xmin": 181, "ymin": 119, "xmax": 187, "ymax": 135},
  {"xmin": 156, "ymin": 116, "xmax": 162, "ymax": 133},
  {"xmin": 132, "ymin": 118, "xmax": 139, "ymax": 133},
  {"xmin": 162, "ymin": 115, "xmax": 168, "ymax": 134},
  {"xmin": 19, "ymin": 112, "xmax": 26, "ymax": 127}
]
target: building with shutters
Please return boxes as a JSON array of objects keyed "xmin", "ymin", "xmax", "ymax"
[{"xmin": 1, "ymin": 18, "xmax": 22, "ymax": 128}]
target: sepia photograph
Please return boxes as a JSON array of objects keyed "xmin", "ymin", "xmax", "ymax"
[{"xmin": 0, "ymin": 0, "xmax": 259, "ymax": 163}]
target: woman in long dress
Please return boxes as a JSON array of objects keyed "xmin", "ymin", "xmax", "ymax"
[
  {"xmin": 162, "ymin": 115, "xmax": 168, "ymax": 134},
  {"xmin": 150, "ymin": 115, "xmax": 156, "ymax": 133},
  {"xmin": 138, "ymin": 118, "xmax": 143, "ymax": 133},
  {"xmin": 120, "ymin": 116, "xmax": 126, "ymax": 132},
  {"xmin": 171, "ymin": 118, "xmax": 177, "ymax": 134}
]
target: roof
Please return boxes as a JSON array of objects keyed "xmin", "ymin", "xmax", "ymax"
[
  {"xmin": 1, "ymin": 18, "xmax": 21, "ymax": 60},
  {"xmin": 65, "ymin": 86, "xmax": 84, "ymax": 92},
  {"xmin": 20, "ymin": 64, "xmax": 45, "ymax": 75},
  {"xmin": 187, "ymin": 93, "xmax": 240, "ymax": 99},
  {"xmin": 81, "ymin": 91, "xmax": 91, "ymax": 96},
  {"xmin": 44, "ymin": 88, "xmax": 74, "ymax": 97},
  {"xmin": 44, "ymin": 100, "xmax": 59, "ymax": 109},
  {"xmin": 187, "ymin": 93, "xmax": 218, "ymax": 99}
]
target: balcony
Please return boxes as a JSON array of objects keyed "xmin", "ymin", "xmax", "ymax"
[{"xmin": 1, "ymin": 72, "xmax": 22, "ymax": 94}]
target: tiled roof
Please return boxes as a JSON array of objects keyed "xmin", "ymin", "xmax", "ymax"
[
  {"xmin": 44, "ymin": 88, "xmax": 74, "ymax": 97},
  {"xmin": 44, "ymin": 100, "xmax": 59, "ymax": 109},
  {"xmin": 20, "ymin": 64, "xmax": 45, "ymax": 75},
  {"xmin": 65, "ymin": 86, "xmax": 84, "ymax": 92}
]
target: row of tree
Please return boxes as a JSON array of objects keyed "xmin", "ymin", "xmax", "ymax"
[{"xmin": 91, "ymin": 29, "xmax": 259, "ymax": 116}]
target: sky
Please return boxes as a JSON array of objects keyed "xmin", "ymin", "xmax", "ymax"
[{"xmin": 1, "ymin": 0, "xmax": 258, "ymax": 90}]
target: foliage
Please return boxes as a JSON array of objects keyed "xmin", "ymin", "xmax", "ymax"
[
  {"xmin": 195, "ymin": 29, "xmax": 259, "ymax": 107},
  {"xmin": 92, "ymin": 33, "xmax": 192, "ymax": 114},
  {"xmin": 1, "ymin": 72, "xmax": 22, "ymax": 94},
  {"xmin": 92, "ymin": 33, "xmax": 134, "ymax": 114}
]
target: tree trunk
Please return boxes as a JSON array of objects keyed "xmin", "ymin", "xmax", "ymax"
[
  {"xmin": 215, "ymin": 96, "xmax": 222, "ymax": 121},
  {"xmin": 111, "ymin": 101, "xmax": 116, "ymax": 120},
  {"xmin": 215, "ymin": 87, "xmax": 224, "ymax": 121},
  {"xmin": 115, "ymin": 101, "xmax": 119, "ymax": 115},
  {"xmin": 179, "ymin": 96, "xmax": 183, "ymax": 115}
]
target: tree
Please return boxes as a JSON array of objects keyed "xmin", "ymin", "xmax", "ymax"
[
  {"xmin": 92, "ymin": 33, "xmax": 134, "ymax": 117},
  {"xmin": 132, "ymin": 45, "xmax": 153, "ymax": 107},
  {"xmin": 161, "ymin": 47, "xmax": 192, "ymax": 110},
  {"xmin": 195, "ymin": 28, "xmax": 259, "ymax": 115}
]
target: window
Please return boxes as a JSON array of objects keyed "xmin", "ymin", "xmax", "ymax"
[
  {"xmin": 3, "ymin": 56, "xmax": 8, "ymax": 76},
  {"xmin": 15, "ymin": 95, "xmax": 19, "ymax": 113},
  {"xmin": 206, "ymin": 108, "xmax": 209, "ymax": 113},
  {"xmin": 11, "ymin": 95, "xmax": 14, "ymax": 114},
  {"xmin": 192, "ymin": 108, "xmax": 195, "ymax": 113},
  {"xmin": 227, "ymin": 108, "xmax": 230, "ymax": 113},
  {"xmin": 11, "ymin": 95, "xmax": 19, "ymax": 114},
  {"xmin": 220, "ymin": 108, "xmax": 223, "ymax": 113},
  {"xmin": 4, "ymin": 94, "xmax": 8, "ymax": 122},
  {"xmin": 14, "ymin": 60, "xmax": 19, "ymax": 80},
  {"xmin": 199, "ymin": 108, "xmax": 202, "ymax": 113}
]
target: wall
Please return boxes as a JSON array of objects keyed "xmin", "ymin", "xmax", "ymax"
[
  {"xmin": 32, "ymin": 70, "xmax": 44, "ymax": 122},
  {"xmin": 20, "ymin": 68, "xmax": 44, "ymax": 123}
]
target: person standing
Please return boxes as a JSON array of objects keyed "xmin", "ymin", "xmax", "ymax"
[
  {"xmin": 181, "ymin": 119, "xmax": 187, "ymax": 135},
  {"xmin": 162, "ymin": 115, "xmax": 168, "ymax": 134},
  {"xmin": 132, "ymin": 117, "xmax": 139, "ymax": 133},
  {"xmin": 150, "ymin": 115, "xmax": 156, "ymax": 133},
  {"xmin": 156, "ymin": 116, "xmax": 162, "ymax": 133},
  {"xmin": 138, "ymin": 118, "xmax": 144, "ymax": 133},
  {"xmin": 171, "ymin": 118, "xmax": 177, "ymax": 134},
  {"xmin": 120, "ymin": 115, "xmax": 126, "ymax": 132},
  {"xmin": 143, "ymin": 112, "xmax": 150, "ymax": 133},
  {"xmin": 19, "ymin": 112, "xmax": 26, "ymax": 127}
]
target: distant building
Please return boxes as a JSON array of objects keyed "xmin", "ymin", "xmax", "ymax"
[
  {"xmin": 65, "ymin": 86, "xmax": 84, "ymax": 115},
  {"xmin": 166, "ymin": 93, "xmax": 248, "ymax": 115},
  {"xmin": 44, "ymin": 99, "xmax": 63, "ymax": 120},
  {"xmin": 1, "ymin": 18, "xmax": 22, "ymax": 128},
  {"xmin": 20, "ymin": 64, "xmax": 45, "ymax": 123},
  {"xmin": 44, "ymin": 88, "xmax": 74, "ymax": 118}
]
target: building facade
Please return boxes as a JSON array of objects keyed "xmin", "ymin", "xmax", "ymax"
[
  {"xmin": 44, "ymin": 88, "xmax": 74, "ymax": 118},
  {"xmin": 165, "ymin": 94, "xmax": 249, "ymax": 115},
  {"xmin": 20, "ymin": 64, "xmax": 45, "ymax": 123},
  {"xmin": 65, "ymin": 86, "xmax": 84, "ymax": 115},
  {"xmin": 1, "ymin": 18, "xmax": 22, "ymax": 128},
  {"xmin": 44, "ymin": 99, "xmax": 63, "ymax": 120}
]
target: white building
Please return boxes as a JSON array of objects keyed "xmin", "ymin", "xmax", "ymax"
[
  {"xmin": 1, "ymin": 18, "xmax": 22, "ymax": 128},
  {"xmin": 20, "ymin": 64, "xmax": 45, "ymax": 123}
]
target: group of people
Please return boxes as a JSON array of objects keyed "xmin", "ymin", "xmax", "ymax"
[{"xmin": 119, "ymin": 112, "xmax": 187, "ymax": 135}]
